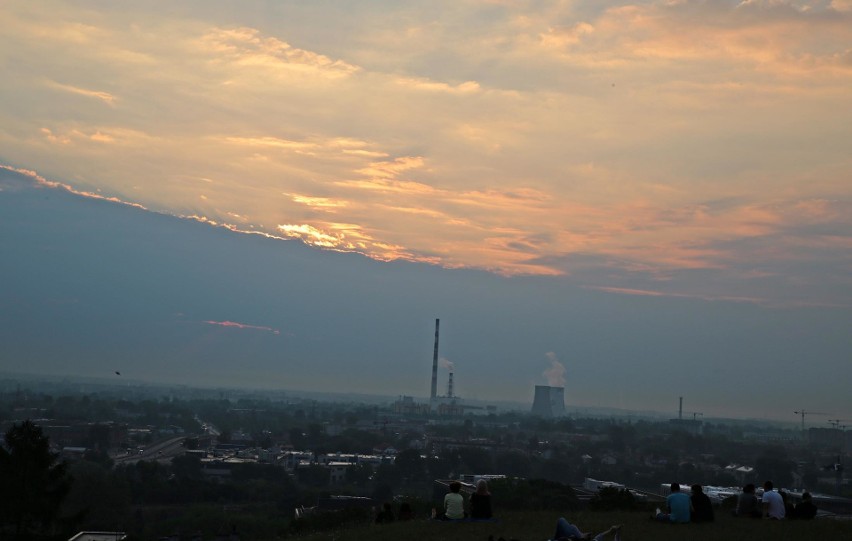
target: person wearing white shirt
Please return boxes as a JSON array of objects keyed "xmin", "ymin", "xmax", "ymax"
[{"xmin": 762, "ymin": 481, "xmax": 785, "ymax": 519}]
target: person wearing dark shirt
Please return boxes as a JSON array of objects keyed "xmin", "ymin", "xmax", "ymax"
[
  {"xmin": 690, "ymin": 484, "xmax": 714, "ymax": 522},
  {"xmin": 470, "ymin": 479, "xmax": 493, "ymax": 519},
  {"xmin": 780, "ymin": 489, "xmax": 796, "ymax": 519},
  {"xmin": 397, "ymin": 501, "xmax": 414, "ymax": 521},
  {"xmin": 375, "ymin": 502, "xmax": 395, "ymax": 524},
  {"xmin": 734, "ymin": 484, "xmax": 761, "ymax": 518},
  {"xmin": 795, "ymin": 492, "xmax": 818, "ymax": 519}
]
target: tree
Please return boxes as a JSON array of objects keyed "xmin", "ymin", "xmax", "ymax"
[{"xmin": 0, "ymin": 420, "xmax": 75, "ymax": 540}]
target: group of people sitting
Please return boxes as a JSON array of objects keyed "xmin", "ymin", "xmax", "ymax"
[
  {"xmin": 438, "ymin": 479, "xmax": 494, "ymax": 520},
  {"xmin": 653, "ymin": 483, "xmax": 716, "ymax": 523},
  {"xmin": 734, "ymin": 481, "xmax": 818, "ymax": 520},
  {"xmin": 653, "ymin": 480, "xmax": 818, "ymax": 524},
  {"xmin": 421, "ymin": 477, "xmax": 818, "ymax": 539},
  {"xmin": 548, "ymin": 480, "xmax": 818, "ymax": 540}
]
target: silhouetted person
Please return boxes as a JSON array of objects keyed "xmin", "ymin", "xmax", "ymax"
[
  {"xmin": 734, "ymin": 483, "xmax": 761, "ymax": 518},
  {"xmin": 397, "ymin": 501, "xmax": 414, "ymax": 521},
  {"xmin": 795, "ymin": 492, "xmax": 818, "ymax": 519},
  {"xmin": 762, "ymin": 481, "xmax": 785, "ymax": 519},
  {"xmin": 654, "ymin": 483, "xmax": 691, "ymax": 523},
  {"xmin": 690, "ymin": 484, "xmax": 714, "ymax": 522},
  {"xmin": 552, "ymin": 519, "xmax": 622, "ymax": 541},
  {"xmin": 375, "ymin": 502, "xmax": 395, "ymax": 523},
  {"xmin": 443, "ymin": 481, "xmax": 465, "ymax": 520},
  {"xmin": 779, "ymin": 489, "xmax": 795, "ymax": 519},
  {"xmin": 470, "ymin": 479, "xmax": 493, "ymax": 519}
]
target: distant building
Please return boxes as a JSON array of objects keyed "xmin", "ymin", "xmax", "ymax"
[
  {"xmin": 392, "ymin": 395, "xmax": 431, "ymax": 415},
  {"xmin": 531, "ymin": 385, "xmax": 565, "ymax": 418}
]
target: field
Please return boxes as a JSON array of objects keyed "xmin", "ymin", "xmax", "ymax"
[{"xmin": 293, "ymin": 509, "xmax": 852, "ymax": 541}]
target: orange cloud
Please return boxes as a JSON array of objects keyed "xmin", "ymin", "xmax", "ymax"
[{"xmin": 203, "ymin": 320, "xmax": 280, "ymax": 334}]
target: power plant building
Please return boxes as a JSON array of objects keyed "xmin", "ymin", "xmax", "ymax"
[{"xmin": 531, "ymin": 385, "xmax": 566, "ymax": 418}]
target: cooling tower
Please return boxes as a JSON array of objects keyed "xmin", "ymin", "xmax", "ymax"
[{"xmin": 531, "ymin": 385, "xmax": 566, "ymax": 418}]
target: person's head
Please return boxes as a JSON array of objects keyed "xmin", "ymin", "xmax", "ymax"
[
  {"xmin": 743, "ymin": 483, "xmax": 755, "ymax": 494},
  {"xmin": 671, "ymin": 483, "xmax": 681, "ymax": 493},
  {"xmin": 802, "ymin": 492, "xmax": 812, "ymax": 502},
  {"xmin": 691, "ymin": 484, "xmax": 703, "ymax": 494},
  {"xmin": 764, "ymin": 481, "xmax": 774, "ymax": 491},
  {"xmin": 476, "ymin": 479, "xmax": 489, "ymax": 495},
  {"xmin": 449, "ymin": 481, "xmax": 461, "ymax": 493}
]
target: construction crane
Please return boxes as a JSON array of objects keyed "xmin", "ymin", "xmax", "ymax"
[
  {"xmin": 828, "ymin": 419, "xmax": 852, "ymax": 429},
  {"xmin": 793, "ymin": 410, "xmax": 830, "ymax": 432}
]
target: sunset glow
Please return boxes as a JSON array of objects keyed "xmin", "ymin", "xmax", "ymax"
[{"xmin": 1, "ymin": 0, "xmax": 850, "ymax": 307}]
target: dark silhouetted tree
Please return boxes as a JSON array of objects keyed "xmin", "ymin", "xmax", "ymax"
[{"xmin": 0, "ymin": 420, "xmax": 75, "ymax": 540}]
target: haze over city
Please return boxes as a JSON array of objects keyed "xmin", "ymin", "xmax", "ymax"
[{"xmin": 1, "ymin": 1, "xmax": 850, "ymax": 422}]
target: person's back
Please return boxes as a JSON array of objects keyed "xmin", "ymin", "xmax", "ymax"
[
  {"xmin": 762, "ymin": 482, "xmax": 785, "ymax": 519},
  {"xmin": 443, "ymin": 481, "xmax": 465, "ymax": 519},
  {"xmin": 470, "ymin": 479, "xmax": 493, "ymax": 519},
  {"xmin": 470, "ymin": 493, "xmax": 491, "ymax": 519},
  {"xmin": 795, "ymin": 492, "xmax": 818, "ymax": 520},
  {"xmin": 666, "ymin": 491, "xmax": 691, "ymax": 523},
  {"xmin": 690, "ymin": 485, "xmax": 714, "ymax": 522},
  {"xmin": 735, "ymin": 484, "xmax": 760, "ymax": 518},
  {"xmin": 375, "ymin": 502, "xmax": 395, "ymax": 524}
]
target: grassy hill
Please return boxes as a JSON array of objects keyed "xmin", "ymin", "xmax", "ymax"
[{"xmin": 292, "ymin": 509, "xmax": 851, "ymax": 541}]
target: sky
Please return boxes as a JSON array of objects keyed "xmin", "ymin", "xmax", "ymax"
[{"xmin": 1, "ymin": 1, "xmax": 851, "ymax": 422}]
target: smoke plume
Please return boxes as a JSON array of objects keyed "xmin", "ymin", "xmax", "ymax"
[
  {"xmin": 439, "ymin": 356, "xmax": 455, "ymax": 371},
  {"xmin": 543, "ymin": 351, "xmax": 566, "ymax": 387}
]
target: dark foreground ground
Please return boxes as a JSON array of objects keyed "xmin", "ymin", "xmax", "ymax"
[{"xmin": 292, "ymin": 509, "xmax": 852, "ymax": 541}]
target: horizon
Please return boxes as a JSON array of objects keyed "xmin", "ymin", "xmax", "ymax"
[{"xmin": 0, "ymin": 370, "xmax": 825, "ymax": 429}]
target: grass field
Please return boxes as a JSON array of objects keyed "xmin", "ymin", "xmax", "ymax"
[{"xmin": 292, "ymin": 509, "xmax": 852, "ymax": 541}]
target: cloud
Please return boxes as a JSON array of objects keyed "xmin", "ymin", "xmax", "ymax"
[
  {"xmin": 287, "ymin": 193, "xmax": 349, "ymax": 211},
  {"xmin": 1, "ymin": 2, "xmax": 851, "ymax": 305},
  {"xmin": 195, "ymin": 27, "xmax": 360, "ymax": 80},
  {"xmin": 45, "ymin": 81, "xmax": 117, "ymax": 105},
  {"xmin": 395, "ymin": 76, "xmax": 481, "ymax": 94},
  {"xmin": 202, "ymin": 320, "xmax": 280, "ymax": 335}
]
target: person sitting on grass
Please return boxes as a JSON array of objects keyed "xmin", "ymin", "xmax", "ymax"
[
  {"xmin": 762, "ymin": 481, "xmax": 785, "ymax": 519},
  {"xmin": 375, "ymin": 501, "xmax": 395, "ymax": 524},
  {"xmin": 690, "ymin": 484, "xmax": 714, "ymax": 522},
  {"xmin": 653, "ymin": 483, "xmax": 691, "ymax": 523},
  {"xmin": 443, "ymin": 480, "xmax": 466, "ymax": 520},
  {"xmin": 794, "ymin": 492, "xmax": 818, "ymax": 520},
  {"xmin": 734, "ymin": 483, "xmax": 761, "ymax": 518},
  {"xmin": 470, "ymin": 479, "xmax": 493, "ymax": 519},
  {"xmin": 551, "ymin": 518, "xmax": 622, "ymax": 541},
  {"xmin": 397, "ymin": 501, "xmax": 414, "ymax": 521}
]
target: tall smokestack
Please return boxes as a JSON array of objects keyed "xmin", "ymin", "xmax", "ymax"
[
  {"xmin": 679, "ymin": 396, "xmax": 683, "ymax": 420},
  {"xmin": 448, "ymin": 372, "xmax": 454, "ymax": 398},
  {"xmin": 430, "ymin": 319, "xmax": 440, "ymax": 399}
]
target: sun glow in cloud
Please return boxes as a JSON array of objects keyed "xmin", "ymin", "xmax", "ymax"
[{"xmin": 1, "ymin": 1, "xmax": 851, "ymax": 305}]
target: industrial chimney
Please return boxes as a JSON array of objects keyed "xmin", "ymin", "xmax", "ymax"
[
  {"xmin": 447, "ymin": 372, "xmax": 454, "ymax": 398},
  {"xmin": 430, "ymin": 319, "xmax": 440, "ymax": 400}
]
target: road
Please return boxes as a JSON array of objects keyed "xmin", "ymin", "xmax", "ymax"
[{"xmin": 113, "ymin": 435, "xmax": 187, "ymax": 465}]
